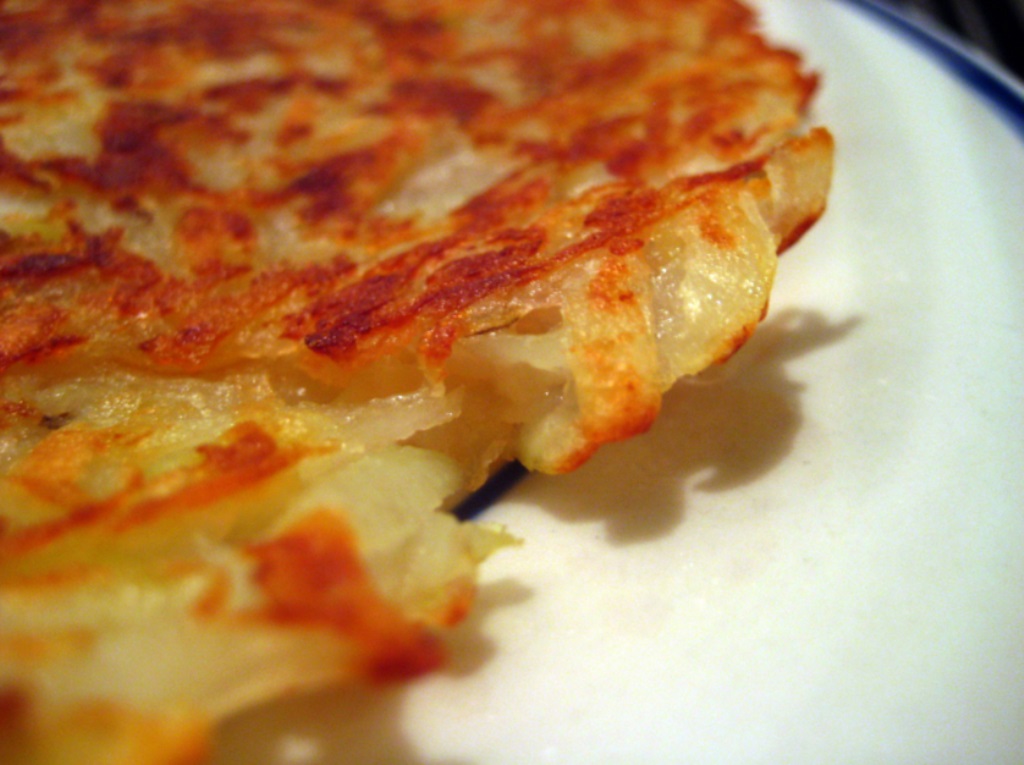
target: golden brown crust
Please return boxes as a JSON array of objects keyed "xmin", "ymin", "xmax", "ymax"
[
  {"xmin": 0, "ymin": 1, "xmax": 833, "ymax": 761},
  {"xmin": 247, "ymin": 511, "xmax": 445, "ymax": 682},
  {"xmin": 0, "ymin": 0, "xmax": 820, "ymax": 378}
]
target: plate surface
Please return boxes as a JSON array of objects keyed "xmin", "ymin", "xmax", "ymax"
[{"xmin": 216, "ymin": 2, "xmax": 1024, "ymax": 763}]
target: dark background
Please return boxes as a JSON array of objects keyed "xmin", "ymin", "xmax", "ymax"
[{"xmin": 881, "ymin": 0, "xmax": 1024, "ymax": 80}]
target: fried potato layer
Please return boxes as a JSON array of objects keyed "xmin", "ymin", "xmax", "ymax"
[{"xmin": 0, "ymin": 1, "xmax": 832, "ymax": 762}]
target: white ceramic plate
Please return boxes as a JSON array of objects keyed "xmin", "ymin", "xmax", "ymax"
[{"xmin": 216, "ymin": 2, "xmax": 1024, "ymax": 763}]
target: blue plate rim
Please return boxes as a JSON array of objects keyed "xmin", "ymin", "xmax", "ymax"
[{"xmin": 836, "ymin": 0, "xmax": 1024, "ymax": 137}]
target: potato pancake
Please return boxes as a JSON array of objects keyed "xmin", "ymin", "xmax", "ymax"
[{"xmin": 0, "ymin": 0, "xmax": 833, "ymax": 762}]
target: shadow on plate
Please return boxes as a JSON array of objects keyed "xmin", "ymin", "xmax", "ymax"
[
  {"xmin": 512, "ymin": 308, "xmax": 860, "ymax": 544},
  {"xmin": 213, "ymin": 579, "xmax": 530, "ymax": 765},
  {"xmin": 213, "ymin": 309, "xmax": 856, "ymax": 764}
]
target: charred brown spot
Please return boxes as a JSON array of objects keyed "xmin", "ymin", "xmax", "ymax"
[
  {"xmin": 0, "ymin": 304, "xmax": 83, "ymax": 373},
  {"xmin": 204, "ymin": 77, "xmax": 298, "ymax": 112},
  {"xmin": 679, "ymin": 158, "xmax": 766, "ymax": 192},
  {"xmin": 0, "ymin": 686, "xmax": 29, "ymax": 733},
  {"xmin": 44, "ymin": 101, "xmax": 197, "ymax": 197},
  {"xmin": 115, "ymin": 6, "xmax": 282, "ymax": 59},
  {"xmin": 139, "ymin": 264, "xmax": 307, "ymax": 369},
  {"xmin": 608, "ymin": 237, "xmax": 645, "ymax": 256},
  {"xmin": 0, "ymin": 138, "xmax": 49, "ymax": 191},
  {"xmin": 204, "ymin": 75, "xmax": 350, "ymax": 114},
  {"xmin": 301, "ymin": 273, "xmax": 407, "ymax": 357},
  {"xmin": 40, "ymin": 411, "xmax": 74, "ymax": 431},
  {"xmin": 0, "ymin": 10, "xmax": 48, "ymax": 58},
  {"xmin": 118, "ymin": 422, "xmax": 299, "ymax": 529},
  {"xmin": 175, "ymin": 206, "xmax": 255, "ymax": 271},
  {"xmin": 248, "ymin": 511, "xmax": 445, "ymax": 682},
  {"xmin": 389, "ymin": 79, "xmax": 494, "ymax": 124},
  {"xmin": 584, "ymin": 188, "xmax": 662, "ymax": 231},
  {"xmin": 301, "ymin": 225, "xmax": 550, "ymax": 365},
  {"xmin": 454, "ymin": 175, "xmax": 551, "ymax": 233},
  {"xmin": 0, "ymin": 231, "xmax": 118, "ymax": 285},
  {"xmin": 359, "ymin": 8, "xmax": 449, "ymax": 64},
  {"xmin": 429, "ymin": 228, "xmax": 541, "ymax": 284},
  {"xmin": 282, "ymin": 145, "xmax": 394, "ymax": 223},
  {"xmin": 196, "ymin": 422, "xmax": 279, "ymax": 474},
  {"xmin": 0, "ymin": 252, "xmax": 85, "ymax": 280},
  {"xmin": 698, "ymin": 212, "xmax": 736, "ymax": 249}
]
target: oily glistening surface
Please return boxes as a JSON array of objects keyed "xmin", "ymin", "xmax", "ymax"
[{"xmin": 0, "ymin": 1, "xmax": 832, "ymax": 763}]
